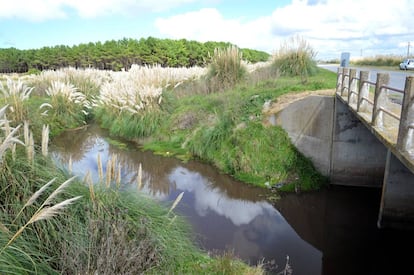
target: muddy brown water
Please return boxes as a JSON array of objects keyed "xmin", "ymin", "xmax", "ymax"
[{"xmin": 50, "ymin": 124, "xmax": 414, "ymax": 275}]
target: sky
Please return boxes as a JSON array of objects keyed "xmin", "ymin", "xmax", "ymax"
[{"xmin": 0, "ymin": 0, "xmax": 413, "ymax": 60}]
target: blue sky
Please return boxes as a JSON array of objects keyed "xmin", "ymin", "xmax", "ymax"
[{"xmin": 0, "ymin": 0, "xmax": 413, "ymax": 60}]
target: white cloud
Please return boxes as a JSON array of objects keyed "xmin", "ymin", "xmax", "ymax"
[
  {"xmin": 270, "ymin": 0, "xmax": 414, "ymax": 58},
  {"xmin": 155, "ymin": 8, "xmax": 275, "ymax": 52},
  {"xmin": 271, "ymin": 0, "xmax": 412, "ymax": 39},
  {"xmin": 0, "ymin": 0, "xmax": 67, "ymax": 21},
  {"xmin": 155, "ymin": 0, "xmax": 414, "ymax": 59},
  {"xmin": 168, "ymin": 166, "xmax": 277, "ymax": 226},
  {"xmin": 0, "ymin": 0, "xmax": 197, "ymax": 21},
  {"xmin": 1, "ymin": 0, "xmax": 412, "ymax": 59}
]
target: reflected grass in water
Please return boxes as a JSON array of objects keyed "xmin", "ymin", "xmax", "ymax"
[{"xmin": 104, "ymin": 137, "xmax": 128, "ymax": 149}]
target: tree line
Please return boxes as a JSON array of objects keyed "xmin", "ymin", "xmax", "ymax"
[{"xmin": 0, "ymin": 37, "xmax": 270, "ymax": 73}]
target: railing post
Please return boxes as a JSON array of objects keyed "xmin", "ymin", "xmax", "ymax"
[
  {"xmin": 336, "ymin": 67, "xmax": 343, "ymax": 94},
  {"xmin": 397, "ymin": 76, "xmax": 414, "ymax": 153},
  {"xmin": 348, "ymin": 69, "xmax": 357, "ymax": 105},
  {"xmin": 372, "ymin": 73, "xmax": 390, "ymax": 128},
  {"xmin": 341, "ymin": 68, "xmax": 349, "ymax": 97},
  {"xmin": 357, "ymin": 71, "xmax": 369, "ymax": 112}
]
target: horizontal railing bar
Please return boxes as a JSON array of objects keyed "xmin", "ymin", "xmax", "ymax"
[
  {"xmin": 361, "ymin": 96, "xmax": 374, "ymax": 105},
  {"xmin": 379, "ymin": 107, "xmax": 401, "ymax": 120},
  {"xmin": 361, "ymin": 80, "xmax": 376, "ymax": 86},
  {"xmin": 381, "ymin": 85, "xmax": 404, "ymax": 94}
]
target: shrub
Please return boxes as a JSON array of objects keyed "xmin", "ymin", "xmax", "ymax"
[
  {"xmin": 206, "ymin": 45, "xmax": 247, "ymax": 92},
  {"xmin": 351, "ymin": 54, "xmax": 404, "ymax": 67},
  {"xmin": 27, "ymin": 68, "xmax": 41, "ymax": 75},
  {"xmin": 272, "ymin": 35, "xmax": 317, "ymax": 83}
]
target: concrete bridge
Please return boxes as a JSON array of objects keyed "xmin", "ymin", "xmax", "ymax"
[{"xmin": 271, "ymin": 67, "xmax": 414, "ymax": 229}]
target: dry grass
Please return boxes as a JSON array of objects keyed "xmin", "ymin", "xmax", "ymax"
[
  {"xmin": 0, "ymin": 62, "xmax": 273, "ymax": 273},
  {"xmin": 206, "ymin": 45, "xmax": 247, "ymax": 92},
  {"xmin": 44, "ymin": 80, "xmax": 91, "ymax": 117},
  {"xmin": 41, "ymin": 124, "xmax": 49, "ymax": 157},
  {"xmin": 27, "ymin": 67, "xmax": 111, "ymax": 96},
  {"xmin": 0, "ymin": 105, "xmax": 24, "ymax": 161},
  {"xmin": 0, "ymin": 77, "xmax": 33, "ymax": 122},
  {"xmin": 98, "ymin": 64, "xmax": 206, "ymax": 115},
  {"xmin": 272, "ymin": 35, "xmax": 317, "ymax": 83}
]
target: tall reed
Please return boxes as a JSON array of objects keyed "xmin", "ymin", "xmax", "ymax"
[
  {"xmin": 41, "ymin": 124, "xmax": 49, "ymax": 157},
  {"xmin": 272, "ymin": 35, "xmax": 317, "ymax": 83},
  {"xmin": 206, "ymin": 45, "xmax": 246, "ymax": 92},
  {"xmin": 1, "ymin": 177, "xmax": 81, "ymax": 253},
  {"xmin": 0, "ymin": 77, "xmax": 33, "ymax": 122},
  {"xmin": 45, "ymin": 81, "xmax": 90, "ymax": 117}
]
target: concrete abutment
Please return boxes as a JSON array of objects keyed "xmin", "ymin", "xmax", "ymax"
[
  {"xmin": 378, "ymin": 150, "xmax": 414, "ymax": 229},
  {"xmin": 273, "ymin": 93, "xmax": 414, "ymax": 229}
]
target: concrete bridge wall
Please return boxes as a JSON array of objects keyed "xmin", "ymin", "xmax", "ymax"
[
  {"xmin": 274, "ymin": 94, "xmax": 387, "ymax": 187},
  {"xmin": 273, "ymin": 93, "xmax": 414, "ymax": 229},
  {"xmin": 271, "ymin": 95, "xmax": 334, "ymax": 176},
  {"xmin": 379, "ymin": 151, "xmax": 414, "ymax": 228}
]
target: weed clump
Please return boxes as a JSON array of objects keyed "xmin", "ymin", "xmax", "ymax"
[
  {"xmin": 272, "ymin": 35, "xmax": 317, "ymax": 83},
  {"xmin": 206, "ymin": 45, "xmax": 247, "ymax": 92}
]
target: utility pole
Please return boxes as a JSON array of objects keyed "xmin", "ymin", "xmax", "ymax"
[{"xmin": 408, "ymin": 42, "xmax": 411, "ymax": 58}]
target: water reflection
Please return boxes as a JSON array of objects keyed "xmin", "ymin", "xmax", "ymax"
[
  {"xmin": 169, "ymin": 166, "xmax": 273, "ymax": 225},
  {"xmin": 168, "ymin": 166, "xmax": 321, "ymax": 274},
  {"xmin": 50, "ymin": 124, "xmax": 322, "ymax": 274}
]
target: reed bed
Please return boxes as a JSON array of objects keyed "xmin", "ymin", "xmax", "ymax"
[
  {"xmin": 98, "ymin": 64, "xmax": 206, "ymax": 115},
  {"xmin": 0, "ymin": 58, "xmax": 283, "ymax": 274},
  {"xmin": 0, "ymin": 103, "xmax": 82, "ymax": 273},
  {"xmin": 27, "ymin": 67, "xmax": 111, "ymax": 97},
  {"xmin": 3, "ymin": 59, "xmax": 261, "ymax": 127},
  {"xmin": 0, "ymin": 47, "xmax": 334, "ymax": 273},
  {"xmin": 0, "ymin": 101, "xmax": 262, "ymax": 274}
]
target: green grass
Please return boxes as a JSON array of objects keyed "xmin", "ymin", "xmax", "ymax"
[
  {"xmin": 0, "ymin": 66, "xmax": 275, "ymax": 274},
  {"xmin": 0, "ymin": 62, "xmax": 337, "ymax": 274},
  {"xmin": 94, "ymin": 107, "xmax": 164, "ymax": 139},
  {"xmin": 138, "ymin": 67, "xmax": 335, "ymax": 190},
  {"xmin": 0, "ymin": 148, "xmax": 263, "ymax": 274}
]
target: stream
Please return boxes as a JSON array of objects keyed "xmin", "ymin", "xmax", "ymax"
[{"xmin": 50, "ymin": 124, "xmax": 414, "ymax": 275}]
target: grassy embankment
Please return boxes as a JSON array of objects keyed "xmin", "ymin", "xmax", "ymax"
[
  {"xmin": 0, "ymin": 67, "xmax": 264, "ymax": 273},
  {"xmin": 138, "ymin": 68, "xmax": 335, "ymax": 192},
  {"xmin": 95, "ymin": 41, "xmax": 337, "ymax": 192},
  {"xmin": 0, "ymin": 38, "xmax": 337, "ymax": 273}
]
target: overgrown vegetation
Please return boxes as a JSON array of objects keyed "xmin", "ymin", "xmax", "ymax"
[
  {"xmin": 272, "ymin": 35, "xmax": 318, "ymax": 84},
  {"xmin": 142, "ymin": 66, "xmax": 335, "ymax": 191},
  {"xmin": 0, "ymin": 37, "xmax": 337, "ymax": 273},
  {"xmin": 321, "ymin": 54, "xmax": 409, "ymax": 68},
  {"xmin": 206, "ymin": 45, "xmax": 247, "ymax": 92},
  {"xmin": 351, "ymin": 54, "xmax": 406, "ymax": 67},
  {"xmin": 0, "ymin": 105, "xmax": 263, "ymax": 274}
]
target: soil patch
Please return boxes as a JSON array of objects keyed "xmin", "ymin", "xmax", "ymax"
[{"xmin": 263, "ymin": 89, "xmax": 335, "ymax": 116}]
